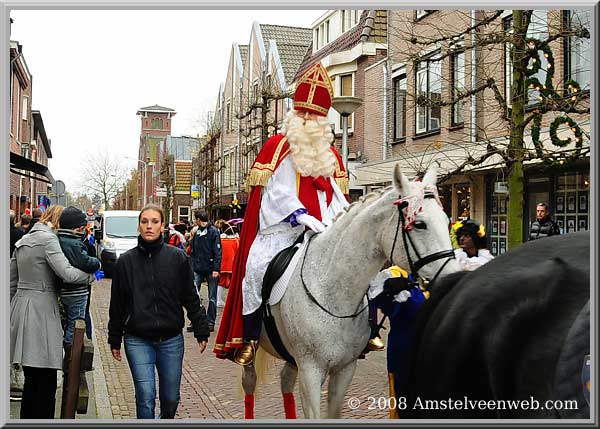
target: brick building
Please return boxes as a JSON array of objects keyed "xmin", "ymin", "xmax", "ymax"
[{"xmin": 9, "ymin": 39, "xmax": 54, "ymax": 219}]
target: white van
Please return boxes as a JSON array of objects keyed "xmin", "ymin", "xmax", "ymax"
[{"xmin": 95, "ymin": 210, "xmax": 140, "ymax": 277}]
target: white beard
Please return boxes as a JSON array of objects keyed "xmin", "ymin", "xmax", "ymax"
[{"xmin": 282, "ymin": 110, "xmax": 336, "ymax": 178}]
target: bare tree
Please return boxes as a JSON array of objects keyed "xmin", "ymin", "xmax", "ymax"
[{"xmin": 76, "ymin": 149, "xmax": 128, "ymax": 210}]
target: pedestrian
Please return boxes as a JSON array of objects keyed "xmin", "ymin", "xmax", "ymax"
[
  {"xmin": 10, "ymin": 205, "xmax": 95, "ymax": 419},
  {"xmin": 214, "ymin": 62, "xmax": 349, "ymax": 366},
  {"xmin": 107, "ymin": 204, "xmax": 210, "ymax": 419},
  {"xmin": 451, "ymin": 219, "xmax": 494, "ymax": 271},
  {"xmin": 18, "ymin": 213, "xmax": 32, "ymax": 234},
  {"xmin": 529, "ymin": 202, "xmax": 560, "ymax": 240},
  {"xmin": 10, "ymin": 210, "xmax": 24, "ymax": 257},
  {"xmin": 189, "ymin": 210, "xmax": 221, "ymax": 332},
  {"xmin": 215, "ymin": 220, "xmax": 239, "ymax": 307},
  {"xmin": 24, "ymin": 207, "xmax": 43, "ymax": 234},
  {"xmin": 57, "ymin": 206, "xmax": 102, "ymax": 348}
]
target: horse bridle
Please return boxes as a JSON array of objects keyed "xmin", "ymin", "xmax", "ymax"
[
  {"xmin": 298, "ymin": 192, "xmax": 455, "ymax": 320},
  {"xmin": 390, "ymin": 192, "xmax": 455, "ymax": 287}
]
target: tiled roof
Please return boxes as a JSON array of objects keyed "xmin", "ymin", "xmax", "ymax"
[
  {"xmin": 238, "ymin": 45, "xmax": 249, "ymax": 69},
  {"xmin": 258, "ymin": 24, "xmax": 312, "ymax": 86},
  {"xmin": 295, "ymin": 10, "xmax": 386, "ymax": 80},
  {"xmin": 166, "ymin": 136, "xmax": 201, "ymax": 161},
  {"xmin": 174, "ymin": 161, "xmax": 193, "ymax": 192},
  {"xmin": 259, "ymin": 24, "xmax": 312, "ymax": 49},
  {"xmin": 277, "ymin": 43, "xmax": 311, "ymax": 85},
  {"xmin": 138, "ymin": 104, "xmax": 176, "ymax": 112}
]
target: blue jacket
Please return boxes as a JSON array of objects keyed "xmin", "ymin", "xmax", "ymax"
[
  {"xmin": 190, "ymin": 224, "xmax": 222, "ymax": 273},
  {"xmin": 57, "ymin": 229, "xmax": 101, "ymax": 297}
]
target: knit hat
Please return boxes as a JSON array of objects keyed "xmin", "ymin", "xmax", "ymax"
[{"xmin": 60, "ymin": 206, "xmax": 88, "ymax": 230}]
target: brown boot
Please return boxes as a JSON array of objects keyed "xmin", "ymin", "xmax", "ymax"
[{"xmin": 234, "ymin": 341, "xmax": 257, "ymax": 366}]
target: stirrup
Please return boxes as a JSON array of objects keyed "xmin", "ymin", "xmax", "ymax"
[
  {"xmin": 234, "ymin": 341, "xmax": 257, "ymax": 366},
  {"xmin": 367, "ymin": 336, "xmax": 385, "ymax": 352}
]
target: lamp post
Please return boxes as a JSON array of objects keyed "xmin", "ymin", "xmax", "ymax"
[{"xmin": 332, "ymin": 96, "xmax": 363, "ymax": 171}]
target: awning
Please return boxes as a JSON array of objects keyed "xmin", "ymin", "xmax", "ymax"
[{"xmin": 10, "ymin": 152, "xmax": 55, "ymax": 184}]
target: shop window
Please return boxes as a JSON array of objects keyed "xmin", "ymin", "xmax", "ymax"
[
  {"xmin": 554, "ymin": 172, "xmax": 590, "ymax": 234},
  {"xmin": 490, "ymin": 188, "xmax": 509, "ymax": 256},
  {"xmin": 179, "ymin": 206, "xmax": 190, "ymax": 223}
]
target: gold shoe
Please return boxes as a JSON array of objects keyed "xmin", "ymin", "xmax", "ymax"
[
  {"xmin": 367, "ymin": 336, "xmax": 385, "ymax": 352},
  {"xmin": 234, "ymin": 341, "xmax": 257, "ymax": 366}
]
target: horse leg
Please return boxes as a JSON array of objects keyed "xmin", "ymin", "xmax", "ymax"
[
  {"xmin": 327, "ymin": 361, "xmax": 357, "ymax": 418},
  {"xmin": 297, "ymin": 361, "xmax": 326, "ymax": 419},
  {"xmin": 280, "ymin": 362, "xmax": 298, "ymax": 419},
  {"xmin": 241, "ymin": 364, "xmax": 257, "ymax": 419}
]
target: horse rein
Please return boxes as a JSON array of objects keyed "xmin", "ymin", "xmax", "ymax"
[
  {"xmin": 300, "ymin": 233, "xmax": 368, "ymax": 319},
  {"xmin": 391, "ymin": 192, "xmax": 455, "ymax": 287}
]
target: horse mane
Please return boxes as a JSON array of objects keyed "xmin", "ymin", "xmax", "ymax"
[{"xmin": 332, "ymin": 186, "xmax": 391, "ymax": 224}]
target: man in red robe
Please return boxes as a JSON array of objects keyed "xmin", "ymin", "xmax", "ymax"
[{"xmin": 214, "ymin": 63, "xmax": 350, "ymax": 367}]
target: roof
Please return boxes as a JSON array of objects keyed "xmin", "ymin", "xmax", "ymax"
[
  {"xmin": 174, "ymin": 161, "xmax": 193, "ymax": 192},
  {"xmin": 258, "ymin": 24, "xmax": 312, "ymax": 86},
  {"xmin": 238, "ymin": 45, "xmax": 249, "ymax": 69},
  {"xmin": 259, "ymin": 24, "xmax": 312, "ymax": 50},
  {"xmin": 136, "ymin": 105, "xmax": 177, "ymax": 115},
  {"xmin": 295, "ymin": 10, "xmax": 386, "ymax": 80},
  {"xmin": 166, "ymin": 136, "xmax": 201, "ymax": 161},
  {"xmin": 32, "ymin": 111, "xmax": 52, "ymax": 158},
  {"xmin": 277, "ymin": 42, "xmax": 311, "ymax": 84}
]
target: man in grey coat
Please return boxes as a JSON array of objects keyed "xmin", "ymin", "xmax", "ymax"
[{"xmin": 10, "ymin": 206, "xmax": 94, "ymax": 419}]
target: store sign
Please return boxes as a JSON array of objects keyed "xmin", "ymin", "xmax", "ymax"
[{"xmin": 191, "ymin": 184, "xmax": 200, "ymax": 198}]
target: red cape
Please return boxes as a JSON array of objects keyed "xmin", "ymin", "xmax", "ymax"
[{"xmin": 213, "ymin": 134, "xmax": 348, "ymax": 359}]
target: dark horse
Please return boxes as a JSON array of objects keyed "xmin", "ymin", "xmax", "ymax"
[{"xmin": 403, "ymin": 231, "xmax": 590, "ymax": 418}]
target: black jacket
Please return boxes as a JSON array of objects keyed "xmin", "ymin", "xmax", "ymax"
[
  {"xmin": 57, "ymin": 229, "xmax": 101, "ymax": 296},
  {"xmin": 10, "ymin": 224, "xmax": 24, "ymax": 257},
  {"xmin": 529, "ymin": 217, "xmax": 561, "ymax": 241},
  {"xmin": 190, "ymin": 224, "xmax": 222, "ymax": 273},
  {"xmin": 108, "ymin": 236, "xmax": 209, "ymax": 350}
]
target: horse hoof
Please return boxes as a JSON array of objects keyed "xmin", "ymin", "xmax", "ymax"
[{"xmin": 367, "ymin": 336, "xmax": 385, "ymax": 351}]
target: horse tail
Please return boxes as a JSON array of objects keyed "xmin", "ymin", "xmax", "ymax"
[
  {"xmin": 235, "ymin": 346, "xmax": 275, "ymax": 399},
  {"xmin": 255, "ymin": 346, "xmax": 275, "ymax": 389}
]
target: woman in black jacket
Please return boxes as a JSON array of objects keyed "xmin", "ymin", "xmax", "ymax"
[{"xmin": 108, "ymin": 204, "xmax": 209, "ymax": 419}]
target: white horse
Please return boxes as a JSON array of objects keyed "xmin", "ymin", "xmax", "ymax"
[{"xmin": 243, "ymin": 163, "xmax": 461, "ymax": 418}]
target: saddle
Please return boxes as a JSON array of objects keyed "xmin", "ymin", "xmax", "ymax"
[{"xmin": 260, "ymin": 231, "xmax": 307, "ymax": 367}]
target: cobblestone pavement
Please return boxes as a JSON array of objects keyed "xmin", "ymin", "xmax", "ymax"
[{"xmin": 91, "ymin": 278, "xmax": 391, "ymax": 419}]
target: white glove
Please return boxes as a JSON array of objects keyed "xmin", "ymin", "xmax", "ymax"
[{"xmin": 296, "ymin": 213, "xmax": 326, "ymax": 233}]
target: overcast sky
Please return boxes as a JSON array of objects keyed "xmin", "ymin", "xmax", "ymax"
[{"xmin": 9, "ymin": 9, "xmax": 325, "ymax": 192}]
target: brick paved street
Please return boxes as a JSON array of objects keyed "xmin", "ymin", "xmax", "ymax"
[{"xmin": 91, "ymin": 278, "xmax": 391, "ymax": 419}]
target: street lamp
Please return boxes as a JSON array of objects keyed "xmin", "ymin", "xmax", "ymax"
[
  {"xmin": 332, "ymin": 96, "xmax": 363, "ymax": 170},
  {"xmin": 125, "ymin": 156, "xmax": 147, "ymax": 207}
]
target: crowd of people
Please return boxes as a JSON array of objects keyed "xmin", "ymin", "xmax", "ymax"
[{"xmin": 9, "ymin": 60, "xmax": 566, "ymax": 420}]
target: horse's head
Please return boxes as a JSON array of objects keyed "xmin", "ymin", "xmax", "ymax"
[{"xmin": 381, "ymin": 163, "xmax": 460, "ymax": 283}]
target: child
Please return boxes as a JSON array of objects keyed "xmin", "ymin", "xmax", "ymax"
[{"xmin": 57, "ymin": 206, "xmax": 101, "ymax": 347}]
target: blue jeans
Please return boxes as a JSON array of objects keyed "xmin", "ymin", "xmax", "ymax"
[
  {"xmin": 124, "ymin": 333, "xmax": 184, "ymax": 419},
  {"xmin": 61, "ymin": 293, "xmax": 92, "ymax": 346},
  {"xmin": 194, "ymin": 271, "xmax": 218, "ymax": 328}
]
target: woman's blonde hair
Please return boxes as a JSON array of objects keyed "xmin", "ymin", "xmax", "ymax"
[{"xmin": 39, "ymin": 205, "xmax": 64, "ymax": 230}]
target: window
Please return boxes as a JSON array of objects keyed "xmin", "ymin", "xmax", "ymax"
[
  {"xmin": 416, "ymin": 53, "xmax": 442, "ymax": 134},
  {"xmin": 178, "ymin": 206, "xmax": 190, "ymax": 223},
  {"xmin": 567, "ymin": 9, "xmax": 591, "ymax": 90},
  {"xmin": 504, "ymin": 16, "xmax": 513, "ymax": 108},
  {"xmin": 341, "ymin": 10, "xmax": 346, "ymax": 32},
  {"xmin": 504, "ymin": 11, "xmax": 549, "ymax": 107},
  {"xmin": 325, "ymin": 20, "xmax": 330, "ymax": 44},
  {"xmin": 338, "ymin": 74, "xmax": 353, "ymax": 129},
  {"xmin": 22, "ymin": 96, "xmax": 28, "ymax": 120},
  {"xmin": 226, "ymin": 102, "xmax": 231, "ymax": 132},
  {"xmin": 393, "ymin": 71, "xmax": 407, "ymax": 141},
  {"xmin": 353, "ymin": 10, "xmax": 359, "ymax": 25},
  {"xmin": 159, "ymin": 119, "xmax": 163, "ymax": 129},
  {"xmin": 451, "ymin": 45, "xmax": 465, "ymax": 126},
  {"xmin": 315, "ymin": 27, "xmax": 320, "ymax": 50}
]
